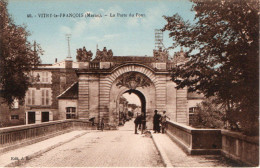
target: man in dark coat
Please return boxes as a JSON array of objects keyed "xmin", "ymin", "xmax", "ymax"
[
  {"xmin": 134, "ymin": 112, "xmax": 144, "ymax": 134},
  {"xmin": 153, "ymin": 110, "xmax": 161, "ymax": 133}
]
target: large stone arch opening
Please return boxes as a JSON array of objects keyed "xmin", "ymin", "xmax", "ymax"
[
  {"xmin": 117, "ymin": 89, "xmax": 146, "ymax": 126},
  {"xmin": 109, "ymin": 70, "xmax": 156, "ymax": 129}
]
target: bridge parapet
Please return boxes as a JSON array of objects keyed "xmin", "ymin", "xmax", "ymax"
[
  {"xmin": 166, "ymin": 121, "xmax": 259, "ymax": 166},
  {"xmin": 221, "ymin": 130, "xmax": 259, "ymax": 166},
  {"xmin": 0, "ymin": 119, "xmax": 93, "ymax": 153},
  {"xmin": 166, "ymin": 120, "xmax": 222, "ymax": 155}
]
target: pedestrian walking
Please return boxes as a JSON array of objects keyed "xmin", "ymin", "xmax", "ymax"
[
  {"xmin": 161, "ymin": 111, "xmax": 170, "ymax": 133},
  {"xmin": 153, "ymin": 110, "xmax": 161, "ymax": 133},
  {"xmin": 134, "ymin": 112, "xmax": 145, "ymax": 134},
  {"xmin": 100, "ymin": 117, "xmax": 104, "ymax": 131}
]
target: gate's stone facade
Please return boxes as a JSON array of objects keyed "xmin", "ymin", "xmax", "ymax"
[
  {"xmin": 54, "ymin": 48, "xmax": 204, "ymax": 129},
  {"xmin": 75, "ymin": 54, "xmax": 190, "ymax": 128}
]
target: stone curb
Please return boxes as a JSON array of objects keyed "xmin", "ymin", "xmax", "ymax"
[
  {"xmin": 151, "ymin": 133, "xmax": 173, "ymax": 167},
  {"xmin": 4, "ymin": 131, "xmax": 90, "ymax": 167}
]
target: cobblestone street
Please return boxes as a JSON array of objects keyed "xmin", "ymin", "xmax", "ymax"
[{"xmin": 20, "ymin": 120, "xmax": 164, "ymax": 167}]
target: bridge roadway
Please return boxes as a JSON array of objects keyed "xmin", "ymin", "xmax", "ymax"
[{"xmin": 1, "ymin": 120, "xmax": 241, "ymax": 167}]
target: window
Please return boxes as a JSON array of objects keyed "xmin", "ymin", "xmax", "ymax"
[
  {"xmin": 12, "ymin": 98, "xmax": 19, "ymax": 109},
  {"xmin": 32, "ymin": 90, "xmax": 35, "ymax": 105},
  {"xmin": 11, "ymin": 115, "xmax": 19, "ymax": 120},
  {"xmin": 189, "ymin": 107, "xmax": 198, "ymax": 125},
  {"xmin": 41, "ymin": 89, "xmax": 50, "ymax": 106},
  {"xmin": 41, "ymin": 112, "xmax": 49, "ymax": 122},
  {"xmin": 41, "ymin": 71, "xmax": 49, "ymax": 83},
  {"xmin": 189, "ymin": 107, "xmax": 197, "ymax": 114},
  {"xmin": 46, "ymin": 90, "xmax": 49, "ymax": 105},
  {"xmin": 66, "ymin": 107, "xmax": 76, "ymax": 119},
  {"xmin": 28, "ymin": 111, "xmax": 35, "ymax": 124},
  {"xmin": 42, "ymin": 90, "xmax": 45, "ymax": 105},
  {"xmin": 27, "ymin": 89, "xmax": 35, "ymax": 105},
  {"xmin": 27, "ymin": 90, "xmax": 31, "ymax": 104}
]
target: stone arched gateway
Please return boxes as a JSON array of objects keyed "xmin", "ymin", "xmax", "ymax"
[
  {"xmin": 108, "ymin": 66, "xmax": 156, "ymax": 129},
  {"xmin": 75, "ymin": 54, "xmax": 194, "ymax": 129}
]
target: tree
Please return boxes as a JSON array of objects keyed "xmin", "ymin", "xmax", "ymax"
[
  {"xmin": 0, "ymin": 0, "xmax": 42, "ymax": 106},
  {"xmin": 163, "ymin": 0, "xmax": 259, "ymax": 135},
  {"xmin": 191, "ymin": 97, "xmax": 226, "ymax": 129}
]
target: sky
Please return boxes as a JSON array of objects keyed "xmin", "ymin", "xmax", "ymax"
[
  {"xmin": 8, "ymin": 0, "xmax": 195, "ymax": 64},
  {"xmin": 122, "ymin": 93, "xmax": 141, "ymax": 106}
]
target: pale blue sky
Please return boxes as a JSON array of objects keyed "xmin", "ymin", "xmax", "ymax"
[{"xmin": 8, "ymin": 0, "xmax": 195, "ymax": 64}]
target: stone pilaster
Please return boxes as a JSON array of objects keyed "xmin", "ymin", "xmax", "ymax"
[
  {"xmin": 99, "ymin": 75, "xmax": 111, "ymax": 125},
  {"xmin": 78, "ymin": 74, "xmax": 89, "ymax": 119},
  {"xmin": 88, "ymin": 74, "xmax": 100, "ymax": 122},
  {"xmin": 155, "ymin": 74, "xmax": 167, "ymax": 112},
  {"xmin": 176, "ymin": 88, "xmax": 188, "ymax": 124}
]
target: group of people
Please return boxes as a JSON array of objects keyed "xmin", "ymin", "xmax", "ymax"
[
  {"xmin": 134, "ymin": 110, "xmax": 170, "ymax": 134},
  {"xmin": 153, "ymin": 110, "xmax": 170, "ymax": 133}
]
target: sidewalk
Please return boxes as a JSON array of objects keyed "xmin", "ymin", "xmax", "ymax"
[
  {"xmin": 152, "ymin": 132, "xmax": 242, "ymax": 167},
  {"xmin": 0, "ymin": 130, "xmax": 89, "ymax": 167}
]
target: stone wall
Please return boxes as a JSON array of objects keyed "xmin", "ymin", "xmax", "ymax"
[
  {"xmin": 166, "ymin": 121, "xmax": 259, "ymax": 166},
  {"xmin": 166, "ymin": 120, "xmax": 222, "ymax": 155},
  {"xmin": 0, "ymin": 119, "xmax": 93, "ymax": 153},
  {"xmin": 221, "ymin": 130, "xmax": 259, "ymax": 166}
]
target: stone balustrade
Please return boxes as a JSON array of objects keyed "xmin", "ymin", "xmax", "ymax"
[
  {"xmin": 0, "ymin": 119, "xmax": 93, "ymax": 149},
  {"xmin": 78, "ymin": 60, "xmax": 175, "ymax": 71},
  {"xmin": 89, "ymin": 62, "xmax": 100, "ymax": 69},
  {"xmin": 166, "ymin": 120, "xmax": 221, "ymax": 155}
]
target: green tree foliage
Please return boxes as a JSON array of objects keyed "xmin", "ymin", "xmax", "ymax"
[
  {"xmin": 0, "ymin": 0, "xmax": 42, "ymax": 106},
  {"xmin": 163, "ymin": 0, "xmax": 259, "ymax": 135},
  {"xmin": 191, "ymin": 97, "xmax": 225, "ymax": 129}
]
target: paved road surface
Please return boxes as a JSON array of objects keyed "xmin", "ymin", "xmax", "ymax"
[
  {"xmin": 20, "ymin": 120, "xmax": 163, "ymax": 167},
  {"xmin": 19, "ymin": 120, "xmax": 243, "ymax": 167}
]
